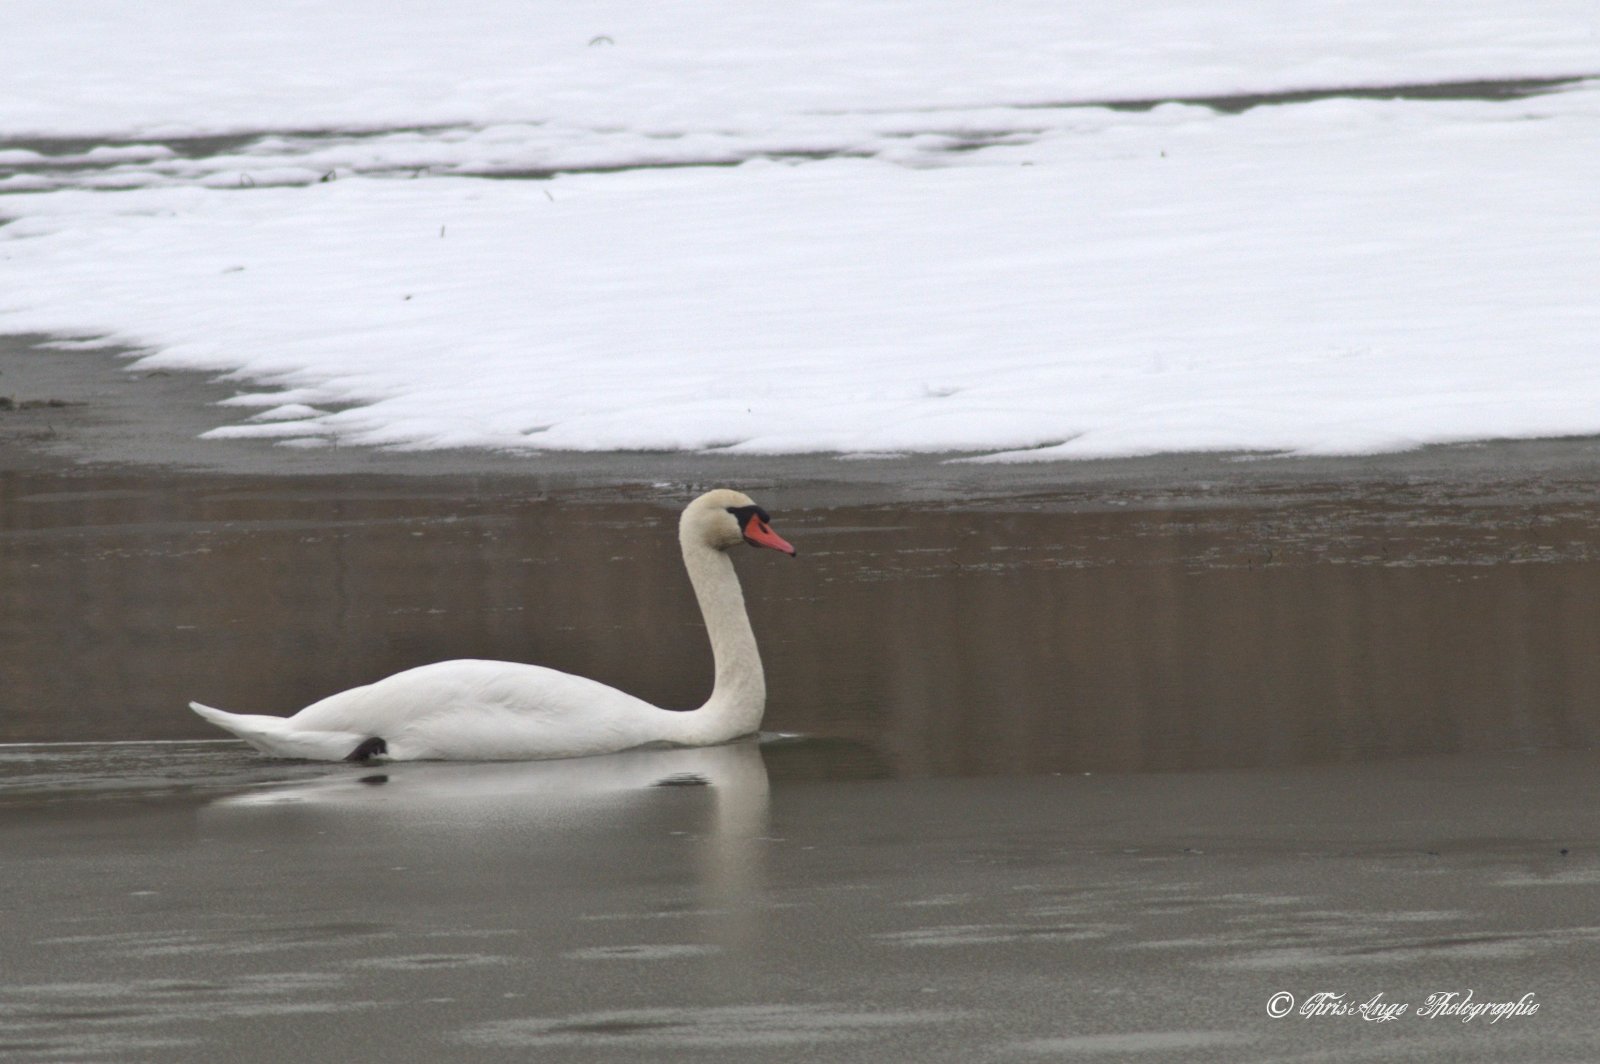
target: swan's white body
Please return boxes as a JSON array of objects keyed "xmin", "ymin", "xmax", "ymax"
[{"xmin": 189, "ymin": 489, "xmax": 794, "ymax": 762}]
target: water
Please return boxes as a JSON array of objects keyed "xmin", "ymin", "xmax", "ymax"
[
  {"xmin": 4, "ymin": 467, "xmax": 1600, "ymax": 777},
  {"xmin": 6, "ymin": 464, "xmax": 1600, "ymax": 1061},
  {"xmin": 2, "ymin": 741, "xmax": 1597, "ymax": 1063}
]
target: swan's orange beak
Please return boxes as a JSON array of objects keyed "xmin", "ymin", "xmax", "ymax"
[{"xmin": 742, "ymin": 514, "xmax": 797, "ymax": 556}]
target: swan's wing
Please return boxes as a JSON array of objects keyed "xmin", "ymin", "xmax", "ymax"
[{"xmin": 287, "ymin": 659, "xmax": 671, "ymax": 760}]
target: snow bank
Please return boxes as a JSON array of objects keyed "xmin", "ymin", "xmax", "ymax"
[
  {"xmin": 2, "ymin": 1, "xmax": 1597, "ymax": 459},
  {"xmin": 5, "ymin": 1, "xmax": 1596, "ymax": 139}
]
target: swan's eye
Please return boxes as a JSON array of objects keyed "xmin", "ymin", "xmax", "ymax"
[{"xmin": 726, "ymin": 504, "xmax": 768, "ymax": 530}]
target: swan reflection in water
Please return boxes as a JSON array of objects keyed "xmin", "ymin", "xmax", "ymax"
[{"xmin": 202, "ymin": 739, "xmax": 772, "ymax": 943}]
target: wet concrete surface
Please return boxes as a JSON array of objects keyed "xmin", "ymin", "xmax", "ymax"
[{"xmin": 5, "ymin": 333, "xmax": 1600, "ymax": 1060}]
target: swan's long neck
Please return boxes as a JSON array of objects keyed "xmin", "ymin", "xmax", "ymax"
[{"xmin": 674, "ymin": 536, "xmax": 765, "ymax": 745}]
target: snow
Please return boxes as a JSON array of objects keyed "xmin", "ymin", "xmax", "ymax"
[{"xmin": 1, "ymin": 1, "xmax": 1598, "ymax": 460}]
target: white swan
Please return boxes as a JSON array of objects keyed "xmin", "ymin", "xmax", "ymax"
[{"xmin": 189, "ymin": 489, "xmax": 796, "ymax": 762}]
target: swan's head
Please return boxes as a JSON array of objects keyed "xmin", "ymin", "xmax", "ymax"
[{"xmin": 681, "ymin": 489, "xmax": 797, "ymax": 556}]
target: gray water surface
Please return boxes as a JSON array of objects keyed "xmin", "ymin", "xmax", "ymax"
[
  {"xmin": 3, "ymin": 744, "xmax": 1597, "ymax": 1063},
  {"xmin": 6, "ymin": 465, "xmax": 1600, "ymax": 1062}
]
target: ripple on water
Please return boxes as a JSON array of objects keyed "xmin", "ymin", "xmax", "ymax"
[
  {"xmin": 348, "ymin": 953, "xmax": 514, "ymax": 971},
  {"xmin": 456, "ymin": 1003, "xmax": 961, "ymax": 1049},
  {"xmin": 876, "ymin": 923, "xmax": 1112, "ymax": 947},
  {"xmin": 562, "ymin": 944, "xmax": 722, "ymax": 961},
  {"xmin": 1010, "ymin": 1030, "xmax": 1254, "ymax": 1055}
]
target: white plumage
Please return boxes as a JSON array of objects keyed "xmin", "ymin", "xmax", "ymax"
[{"xmin": 189, "ymin": 489, "xmax": 795, "ymax": 761}]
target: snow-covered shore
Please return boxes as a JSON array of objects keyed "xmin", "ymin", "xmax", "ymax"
[{"xmin": 3, "ymin": 1, "xmax": 1597, "ymax": 460}]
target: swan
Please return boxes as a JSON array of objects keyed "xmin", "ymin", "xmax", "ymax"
[{"xmin": 188, "ymin": 489, "xmax": 796, "ymax": 762}]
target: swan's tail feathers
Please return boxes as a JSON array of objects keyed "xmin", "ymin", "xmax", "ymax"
[{"xmin": 188, "ymin": 701, "xmax": 373, "ymax": 762}]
